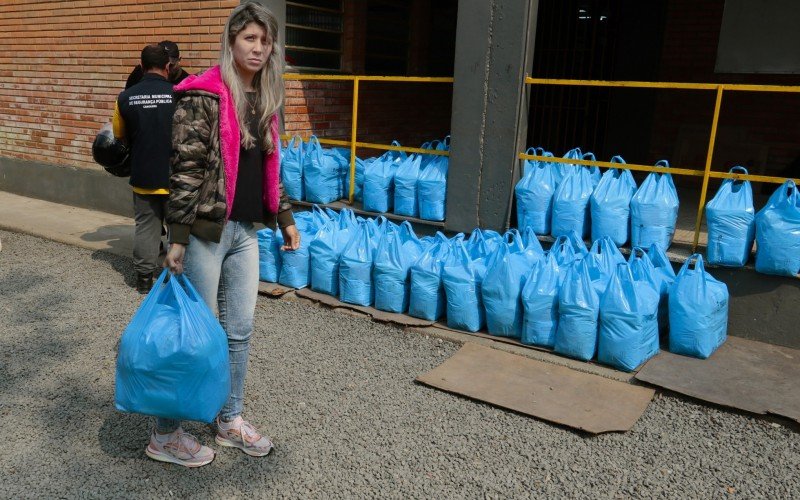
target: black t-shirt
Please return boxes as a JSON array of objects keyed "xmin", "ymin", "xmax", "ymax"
[{"xmin": 229, "ymin": 92, "xmax": 266, "ymax": 223}]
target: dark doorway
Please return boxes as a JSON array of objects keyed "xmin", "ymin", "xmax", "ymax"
[{"xmin": 527, "ymin": 0, "xmax": 667, "ymax": 162}]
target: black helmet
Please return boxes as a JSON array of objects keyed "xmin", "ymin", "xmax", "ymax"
[{"xmin": 92, "ymin": 124, "xmax": 131, "ymax": 177}]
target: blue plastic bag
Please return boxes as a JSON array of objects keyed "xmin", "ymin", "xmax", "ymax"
[
  {"xmin": 393, "ymin": 154, "xmax": 422, "ymax": 217},
  {"xmin": 345, "ymin": 156, "xmax": 368, "ymax": 202},
  {"xmin": 281, "ymin": 135, "xmax": 304, "ymax": 200},
  {"xmin": 115, "ymin": 270, "xmax": 230, "ymax": 423},
  {"xmin": 482, "ymin": 232, "xmax": 537, "ymax": 338},
  {"xmin": 418, "ymin": 154, "xmax": 448, "ymax": 221},
  {"xmin": 327, "ymin": 147, "xmax": 350, "ymax": 201},
  {"xmin": 644, "ymin": 243, "xmax": 675, "ymax": 334},
  {"xmin": 339, "ymin": 221, "xmax": 376, "ymax": 306},
  {"xmin": 551, "ymin": 166, "xmax": 596, "ymax": 239},
  {"xmin": 408, "ymin": 232, "xmax": 451, "ymax": 320},
  {"xmin": 581, "ymin": 152, "xmax": 602, "ymax": 187},
  {"xmin": 257, "ymin": 227, "xmax": 281, "ymax": 283},
  {"xmin": 442, "ymin": 235, "xmax": 487, "ymax": 332},
  {"xmin": 631, "ymin": 160, "xmax": 679, "ymax": 251},
  {"xmin": 585, "ymin": 236, "xmax": 626, "ymax": 297},
  {"xmin": 516, "ymin": 148, "xmax": 559, "ymax": 235},
  {"xmin": 556, "ymin": 147, "xmax": 583, "ymax": 182},
  {"xmin": 549, "ymin": 234, "xmax": 582, "ymax": 267},
  {"xmin": 521, "ymin": 252, "xmax": 562, "ymax": 347},
  {"xmin": 309, "ymin": 209, "xmax": 357, "ymax": 296},
  {"xmin": 521, "ymin": 147, "xmax": 552, "ymax": 178},
  {"xmin": 590, "ymin": 156, "xmax": 637, "ymax": 246},
  {"xmin": 669, "ymin": 254, "xmax": 729, "ymax": 358},
  {"xmin": 598, "ymin": 263, "xmax": 660, "ymax": 371},
  {"xmin": 755, "ymin": 180, "xmax": 800, "ymax": 276},
  {"xmin": 279, "ymin": 206, "xmax": 329, "ymax": 289},
  {"xmin": 363, "ymin": 142, "xmax": 406, "ymax": 213},
  {"xmin": 554, "ymin": 259, "xmax": 600, "ymax": 361},
  {"xmin": 303, "ymin": 136, "xmax": 341, "ymax": 204},
  {"xmin": 373, "ymin": 221, "xmax": 425, "ymax": 313},
  {"xmin": 705, "ymin": 166, "xmax": 755, "ymax": 267}
]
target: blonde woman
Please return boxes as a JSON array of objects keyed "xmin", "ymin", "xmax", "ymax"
[{"xmin": 154, "ymin": 3, "xmax": 300, "ymax": 467}]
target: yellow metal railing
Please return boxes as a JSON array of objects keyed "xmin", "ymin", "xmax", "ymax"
[
  {"xmin": 281, "ymin": 73, "xmax": 453, "ymax": 204},
  {"xmin": 521, "ymin": 76, "xmax": 800, "ymax": 251}
]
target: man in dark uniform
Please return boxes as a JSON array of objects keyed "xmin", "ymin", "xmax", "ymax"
[
  {"xmin": 125, "ymin": 40, "xmax": 189, "ymax": 89},
  {"xmin": 113, "ymin": 45, "xmax": 176, "ymax": 293}
]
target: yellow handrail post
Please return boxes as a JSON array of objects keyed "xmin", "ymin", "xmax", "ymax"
[
  {"xmin": 692, "ymin": 85, "xmax": 725, "ymax": 252},
  {"xmin": 348, "ymin": 77, "xmax": 360, "ymax": 204}
]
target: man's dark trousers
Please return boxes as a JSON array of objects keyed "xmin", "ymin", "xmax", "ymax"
[{"xmin": 133, "ymin": 192, "xmax": 168, "ymax": 276}]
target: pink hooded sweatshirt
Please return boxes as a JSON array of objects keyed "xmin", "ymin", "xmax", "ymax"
[{"xmin": 174, "ymin": 65, "xmax": 281, "ymax": 217}]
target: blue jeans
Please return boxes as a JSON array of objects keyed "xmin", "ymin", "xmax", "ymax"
[{"xmin": 156, "ymin": 221, "xmax": 259, "ymax": 432}]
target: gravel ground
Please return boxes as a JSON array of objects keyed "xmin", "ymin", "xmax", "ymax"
[{"xmin": 0, "ymin": 229, "xmax": 798, "ymax": 499}]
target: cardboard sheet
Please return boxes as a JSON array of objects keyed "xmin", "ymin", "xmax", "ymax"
[
  {"xmin": 295, "ymin": 288, "xmax": 435, "ymax": 327},
  {"xmin": 416, "ymin": 343, "xmax": 655, "ymax": 434},
  {"xmin": 636, "ymin": 336, "xmax": 800, "ymax": 423},
  {"xmin": 258, "ymin": 282, "xmax": 293, "ymax": 297}
]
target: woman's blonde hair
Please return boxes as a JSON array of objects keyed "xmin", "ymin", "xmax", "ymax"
[{"xmin": 219, "ymin": 2, "xmax": 284, "ymax": 153}]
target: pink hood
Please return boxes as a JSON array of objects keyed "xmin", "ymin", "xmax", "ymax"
[{"xmin": 175, "ymin": 65, "xmax": 281, "ymax": 216}]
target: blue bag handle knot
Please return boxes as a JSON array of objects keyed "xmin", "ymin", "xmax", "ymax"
[
  {"xmin": 680, "ymin": 253, "xmax": 706, "ymax": 275},
  {"xmin": 729, "ymin": 165, "xmax": 748, "ymax": 175},
  {"xmin": 655, "ymin": 159, "xmax": 670, "ymax": 168},
  {"xmin": 581, "ymin": 152, "xmax": 596, "ymax": 162},
  {"xmin": 610, "ymin": 155, "xmax": 626, "ymax": 164},
  {"xmin": 630, "ymin": 246, "xmax": 648, "ymax": 259}
]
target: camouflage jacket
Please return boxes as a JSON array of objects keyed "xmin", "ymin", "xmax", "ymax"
[{"xmin": 167, "ymin": 67, "xmax": 293, "ymax": 245}]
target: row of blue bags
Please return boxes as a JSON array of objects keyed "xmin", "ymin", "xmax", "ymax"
[
  {"xmin": 259, "ymin": 207, "xmax": 730, "ymax": 371},
  {"xmin": 362, "ymin": 137, "xmax": 449, "ymax": 221},
  {"xmin": 516, "ymin": 147, "xmax": 679, "ymax": 251},
  {"xmin": 706, "ymin": 172, "xmax": 800, "ymax": 275},
  {"xmin": 281, "ymin": 135, "xmax": 450, "ymax": 222}
]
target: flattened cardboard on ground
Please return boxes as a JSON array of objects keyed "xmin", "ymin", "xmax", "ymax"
[
  {"xmin": 635, "ymin": 336, "xmax": 800, "ymax": 423},
  {"xmin": 295, "ymin": 288, "xmax": 435, "ymax": 327},
  {"xmin": 258, "ymin": 282, "xmax": 293, "ymax": 297},
  {"xmin": 416, "ymin": 343, "xmax": 655, "ymax": 434}
]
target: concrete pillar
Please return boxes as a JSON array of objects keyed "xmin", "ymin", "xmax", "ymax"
[{"xmin": 445, "ymin": 0, "xmax": 538, "ymax": 234}]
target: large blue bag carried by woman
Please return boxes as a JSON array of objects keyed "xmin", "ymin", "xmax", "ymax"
[
  {"xmin": 281, "ymin": 135, "xmax": 304, "ymax": 200},
  {"xmin": 393, "ymin": 154, "xmax": 422, "ymax": 217},
  {"xmin": 590, "ymin": 156, "xmax": 637, "ymax": 246},
  {"xmin": 279, "ymin": 207, "xmax": 329, "ymax": 289},
  {"xmin": 598, "ymin": 263, "xmax": 660, "ymax": 371},
  {"xmin": 442, "ymin": 235, "xmax": 487, "ymax": 332},
  {"xmin": 669, "ymin": 254, "xmax": 729, "ymax": 358},
  {"xmin": 309, "ymin": 209, "xmax": 357, "ymax": 296},
  {"xmin": 116, "ymin": 270, "xmax": 230, "ymax": 423},
  {"xmin": 409, "ymin": 232, "xmax": 451, "ymax": 320},
  {"xmin": 257, "ymin": 227, "xmax": 281, "ymax": 283},
  {"xmin": 516, "ymin": 148, "xmax": 558, "ymax": 235},
  {"xmin": 363, "ymin": 143, "xmax": 406, "ymax": 213},
  {"xmin": 755, "ymin": 180, "xmax": 800, "ymax": 276},
  {"xmin": 631, "ymin": 160, "xmax": 679, "ymax": 251},
  {"xmin": 521, "ymin": 252, "xmax": 562, "ymax": 347},
  {"xmin": 706, "ymin": 166, "xmax": 755, "ymax": 267},
  {"xmin": 554, "ymin": 258, "xmax": 600, "ymax": 361},
  {"xmin": 303, "ymin": 136, "xmax": 341, "ymax": 204},
  {"xmin": 373, "ymin": 221, "xmax": 425, "ymax": 313},
  {"xmin": 339, "ymin": 221, "xmax": 376, "ymax": 306},
  {"xmin": 551, "ymin": 166, "xmax": 596, "ymax": 239}
]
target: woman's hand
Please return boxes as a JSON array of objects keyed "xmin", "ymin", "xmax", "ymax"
[
  {"xmin": 164, "ymin": 243, "xmax": 186, "ymax": 274},
  {"xmin": 281, "ymin": 224, "xmax": 301, "ymax": 251}
]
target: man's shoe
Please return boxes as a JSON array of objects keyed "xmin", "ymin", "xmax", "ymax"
[
  {"xmin": 215, "ymin": 416, "xmax": 274, "ymax": 457},
  {"xmin": 145, "ymin": 428, "xmax": 215, "ymax": 468},
  {"xmin": 136, "ymin": 273, "xmax": 153, "ymax": 294}
]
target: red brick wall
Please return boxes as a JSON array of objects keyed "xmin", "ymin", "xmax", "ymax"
[
  {"xmin": 0, "ymin": 0, "xmax": 238, "ymax": 169},
  {"xmin": 650, "ymin": 0, "xmax": 800, "ymax": 183}
]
